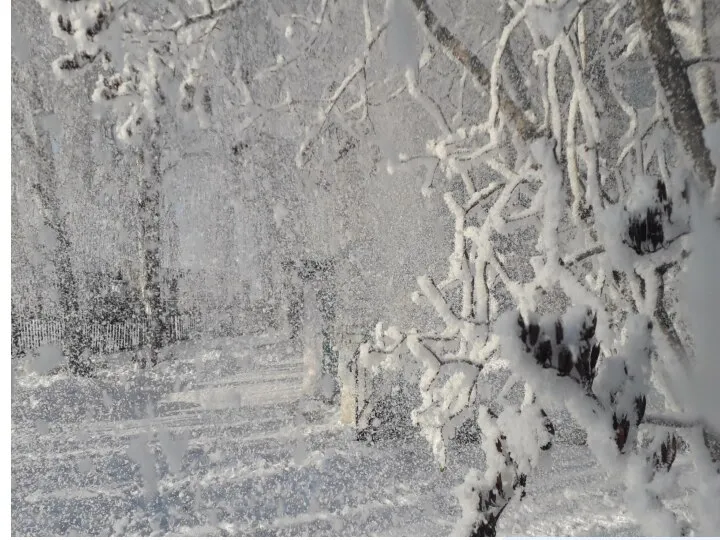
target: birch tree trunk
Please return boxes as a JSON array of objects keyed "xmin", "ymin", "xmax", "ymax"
[
  {"xmin": 29, "ymin": 134, "xmax": 88, "ymax": 371},
  {"xmin": 635, "ymin": 0, "xmax": 716, "ymax": 186},
  {"xmin": 137, "ymin": 130, "xmax": 165, "ymax": 367},
  {"xmin": 677, "ymin": 0, "xmax": 720, "ymax": 126}
]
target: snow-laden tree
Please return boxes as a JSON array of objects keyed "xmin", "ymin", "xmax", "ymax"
[
  {"xmin": 13, "ymin": 0, "xmax": 148, "ymax": 370},
  {"xmin": 35, "ymin": 0, "xmax": 254, "ymax": 365},
  {"xmin": 263, "ymin": 0, "xmax": 720, "ymax": 534},
  {"xmin": 31, "ymin": 0, "xmax": 720, "ymax": 533}
]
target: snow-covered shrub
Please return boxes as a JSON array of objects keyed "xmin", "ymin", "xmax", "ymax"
[{"xmin": 300, "ymin": 0, "xmax": 720, "ymax": 534}]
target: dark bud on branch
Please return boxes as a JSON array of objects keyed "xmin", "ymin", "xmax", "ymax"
[
  {"xmin": 625, "ymin": 179, "xmax": 674, "ymax": 255},
  {"xmin": 57, "ymin": 14, "xmax": 73, "ymax": 34},
  {"xmin": 86, "ymin": 8, "xmax": 111, "ymax": 39},
  {"xmin": 613, "ymin": 414, "xmax": 631, "ymax": 451},
  {"xmin": 56, "ymin": 52, "xmax": 97, "ymax": 71},
  {"xmin": 180, "ymin": 81, "xmax": 196, "ymax": 112},
  {"xmin": 651, "ymin": 432, "xmax": 678, "ymax": 472}
]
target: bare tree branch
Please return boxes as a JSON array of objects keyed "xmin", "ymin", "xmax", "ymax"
[
  {"xmin": 685, "ymin": 56, "xmax": 720, "ymax": 67},
  {"xmin": 171, "ymin": 0, "xmax": 245, "ymax": 31},
  {"xmin": 409, "ymin": 0, "xmax": 543, "ymax": 141}
]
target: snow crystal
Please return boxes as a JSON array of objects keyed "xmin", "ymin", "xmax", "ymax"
[
  {"xmin": 34, "ymin": 419, "xmax": 50, "ymax": 435},
  {"xmin": 26, "ymin": 344, "xmax": 65, "ymax": 375},
  {"xmin": 77, "ymin": 457, "xmax": 93, "ymax": 474},
  {"xmin": 127, "ymin": 435, "xmax": 159, "ymax": 499},
  {"xmin": 293, "ymin": 439, "xmax": 309, "ymax": 466},
  {"xmin": 703, "ymin": 121, "xmax": 720, "ymax": 180},
  {"xmin": 273, "ymin": 202, "xmax": 289, "ymax": 227},
  {"xmin": 157, "ymin": 430, "xmax": 189, "ymax": 474},
  {"xmin": 683, "ymin": 201, "xmax": 720, "ymax": 434},
  {"xmin": 525, "ymin": 0, "xmax": 578, "ymax": 41},
  {"xmin": 385, "ymin": 0, "xmax": 419, "ymax": 71}
]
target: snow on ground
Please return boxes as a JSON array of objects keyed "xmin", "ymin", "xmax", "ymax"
[{"xmin": 11, "ymin": 335, "xmax": 681, "ymax": 536}]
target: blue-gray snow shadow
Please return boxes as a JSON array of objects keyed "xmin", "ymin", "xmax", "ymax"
[
  {"xmin": 11, "ymin": 336, "xmax": 483, "ymax": 536},
  {"xmin": 191, "ymin": 428, "xmax": 480, "ymax": 536}
]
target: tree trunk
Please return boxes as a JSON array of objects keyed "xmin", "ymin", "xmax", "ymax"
[
  {"xmin": 17, "ymin": 66, "xmax": 89, "ymax": 374},
  {"xmin": 138, "ymin": 133, "xmax": 165, "ymax": 367},
  {"xmin": 31, "ymin": 142, "xmax": 88, "ymax": 374},
  {"xmin": 679, "ymin": 0, "xmax": 720, "ymax": 126},
  {"xmin": 635, "ymin": 0, "xmax": 716, "ymax": 186}
]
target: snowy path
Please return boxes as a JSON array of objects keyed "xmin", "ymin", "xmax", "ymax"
[
  {"xmin": 11, "ymin": 337, "xmax": 466, "ymax": 536},
  {"xmin": 12, "ymin": 336, "xmax": 654, "ymax": 536}
]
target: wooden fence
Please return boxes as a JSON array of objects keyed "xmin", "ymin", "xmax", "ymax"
[{"xmin": 12, "ymin": 314, "xmax": 201, "ymax": 356}]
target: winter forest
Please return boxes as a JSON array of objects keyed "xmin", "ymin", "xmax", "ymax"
[{"xmin": 9, "ymin": 0, "xmax": 720, "ymax": 536}]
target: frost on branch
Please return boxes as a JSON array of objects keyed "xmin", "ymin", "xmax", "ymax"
[
  {"xmin": 622, "ymin": 176, "xmax": 676, "ymax": 256},
  {"xmin": 454, "ymin": 400, "xmax": 553, "ymax": 537},
  {"xmin": 351, "ymin": 325, "xmax": 420, "ymax": 443},
  {"xmin": 500, "ymin": 307, "xmax": 694, "ymax": 534},
  {"xmin": 504, "ymin": 307, "xmax": 650, "ymax": 453},
  {"xmin": 260, "ymin": 0, "xmax": 719, "ymax": 533},
  {"xmin": 38, "ymin": 0, "xmax": 230, "ymax": 144}
]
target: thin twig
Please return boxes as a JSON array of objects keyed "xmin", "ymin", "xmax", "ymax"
[{"xmin": 409, "ymin": 0, "xmax": 542, "ymax": 140}]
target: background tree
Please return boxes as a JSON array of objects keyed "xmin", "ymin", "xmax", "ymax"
[
  {"xmin": 35, "ymin": 0, "xmax": 244, "ymax": 364},
  {"xmin": 11, "ymin": 56, "xmax": 91, "ymax": 374}
]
